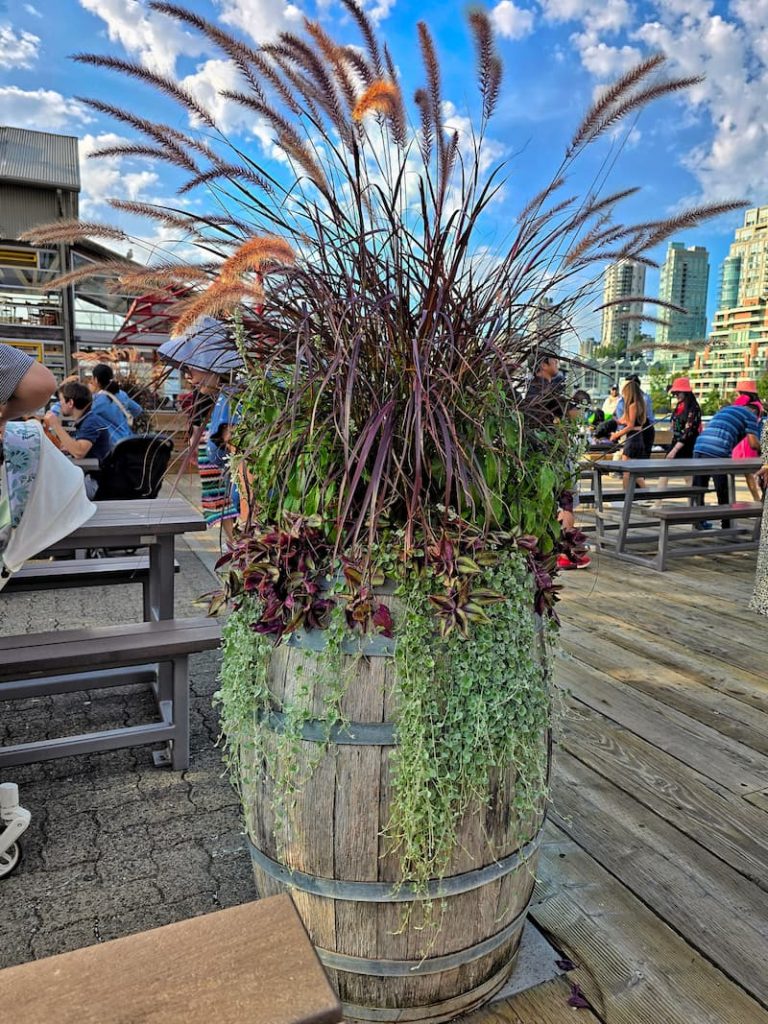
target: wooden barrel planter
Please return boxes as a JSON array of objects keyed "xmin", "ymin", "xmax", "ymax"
[{"xmin": 243, "ymin": 624, "xmax": 548, "ymax": 1024}]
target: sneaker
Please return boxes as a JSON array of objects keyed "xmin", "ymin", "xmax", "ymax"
[
  {"xmin": 557, "ymin": 553, "xmax": 592, "ymax": 570},
  {"xmin": 694, "ymin": 520, "xmax": 713, "ymax": 531}
]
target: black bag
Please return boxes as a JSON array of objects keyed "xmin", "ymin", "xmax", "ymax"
[{"xmin": 95, "ymin": 434, "xmax": 174, "ymax": 500}]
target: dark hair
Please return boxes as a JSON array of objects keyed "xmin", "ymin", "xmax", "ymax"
[
  {"xmin": 92, "ymin": 363, "xmax": 120, "ymax": 394},
  {"xmin": 673, "ymin": 390, "xmax": 700, "ymax": 413},
  {"xmin": 746, "ymin": 401, "xmax": 762, "ymax": 415},
  {"xmin": 533, "ymin": 352, "xmax": 559, "ymax": 373},
  {"xmin": 59, "ymin": 381, "xmax": 92, "ymax": 411}
]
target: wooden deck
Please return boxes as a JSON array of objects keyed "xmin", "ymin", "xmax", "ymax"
[{"xmin": 466, "ymin": 550, "xmax": 768, "ymax": 1024}]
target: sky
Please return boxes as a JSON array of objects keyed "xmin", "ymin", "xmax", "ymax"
[{"xmin": 1, "ymin": 0, "xmax": 767, "ymax": 345}]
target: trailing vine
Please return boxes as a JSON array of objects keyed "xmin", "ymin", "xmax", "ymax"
[{"xmin": 215, "ymin": 549, "xmax": 552, "ymax": 911}]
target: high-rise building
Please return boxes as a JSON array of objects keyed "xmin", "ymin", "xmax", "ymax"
[
  {"xmin": 688, "ymin": 207, "xmax": 768, "ymax": 398},
  {"xmin": 716, "ymin": 206, "xmax": 768, "ymax": 307},
  {"xmin": 656, "ymin": 243, "xmax": 709, "ymax": 345},
  {"xmin": 600, "ymin": 260, "xmax": 646, "ymax": 352},
  {"xmin": 530, "ymin": 296, "xmax": 564, "ymax": 352}
]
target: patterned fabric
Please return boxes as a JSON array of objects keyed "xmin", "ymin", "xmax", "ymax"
[
  {"xmin": 198, "ymin": 435, "xmax": 238, "ymax": 527},
  {"xmin": 3, "ymin": 420, "xmax": 42, "ymax": 528},
  {"xmin": 0, "ymin": 343, "xmax": 34, "ymax": 404},
  {"xmin": 670, "ymin": 397, "xmax": 701, "ymax": 449},
  {"xmin": 694, "ymin": 404, "xmax": 759, "ymax": 457},
  {"xmin": 749, "ymin": 428, "xmax": 768, "ymax": 617}
]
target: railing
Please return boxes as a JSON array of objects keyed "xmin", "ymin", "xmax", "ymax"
[{"xmin": 0, "ymin": 300, "xmax": 61, "ymax": 326}]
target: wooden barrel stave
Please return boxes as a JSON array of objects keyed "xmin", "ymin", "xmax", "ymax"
[{"xmin": 244, "ymin": 623, "xmax": 547, "ymax": 1022}]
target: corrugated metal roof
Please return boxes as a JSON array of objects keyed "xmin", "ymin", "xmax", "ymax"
[{"xmin": 0, "ymin": 127, "xmax": 80, "ymax": 192}]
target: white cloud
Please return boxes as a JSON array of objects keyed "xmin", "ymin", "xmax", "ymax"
[
  {"xmin": 215, "ymin": 0, "xmax": 303, "ymax": 45},
  {"xmin": 79, "ymin": 132, "xmax": 161, "ymax": 216},
  {"xmin": 23, "ymin": 4, "xmax": 43, "ymax": 16},
  {"xmin": 0, "ymin": 87, "xmax": 92, "ymax": 130},
  {"xmin": 634, "ymin": 7, "xmax": 765, "ymax": 202},
  {"xmin": 368, "ymin": 0, "xmax": 396, "ymax": 22},
  {"xmin": 574, "ymin": 33, "xmax": 640, "ymax": 77},
  {"xmin": 539, "ymin": 0, "xmax": 633, "ymax": 34},
  {"xmin": 538, "ymin": 0, "xmax": 768, "ymax": 206},
  {"xmin": 180, "ymin": 57, "xmax": 287, "ymax": 162},
  {"xmin": 77, "ymin": 0, "xmax": 205, "ymax": 75},
  {"xmin": 491, "ymin": 1, "xmax": 535, "ymax": 41},
  {"xmin": 0, "ymin": 24, "xmax": 41, "ymax": 68}
]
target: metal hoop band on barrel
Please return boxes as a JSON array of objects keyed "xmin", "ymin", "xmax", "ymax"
[
  {"xmin": 337, "ymin": 955, "xmax": 517, "ymax": 1022},
  {"xmin": 262, "ymin": 709, "xmax": 397, "ymax": 746},
  {"xmin": 247, "ymin": 830, "xmax": 541, "ymax": 902},
  {"xmin": 286, "ymin": 628, "xmax": 396, "ymax": 657},
  {"xmin": 316, "ymin": 903, "xmax": 529, "ymax": 976}
]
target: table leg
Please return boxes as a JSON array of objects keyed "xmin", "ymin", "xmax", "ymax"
[
  {"xmin": 727, "ymin": 473, "xmax": 736, "ymax": 504},
  {"xmin": 147, "ymin": 536, "xmax": 175, "ymax": 708},
  {"xmin": 594, "ymin": 471, "xmax": 605, "ymax": 548},
  {"xmin": 147, "ymin": 536, "xmax": 175, "ymax": 621},
  {"xmin": 615, "ymin": 475, "xmax": 636, "ymax": 556}
]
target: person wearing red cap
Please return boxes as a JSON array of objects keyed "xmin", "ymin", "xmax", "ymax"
[{"xmin": 666, "ymin": 377, "xmax": 701, "ymax": 461}]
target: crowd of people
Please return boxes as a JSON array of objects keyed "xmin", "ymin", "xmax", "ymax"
[
  {"xmin": 524, "ymin": 354, "xmax": 767, "ymax": 579},
  {"xmin": 2, "ymin": 337, "xmax": 768, "ymax": 613}
]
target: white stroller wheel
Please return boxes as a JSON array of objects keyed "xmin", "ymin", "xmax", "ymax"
[{"xmin": 0, "ymin": 841, "xmax": 21, "ymax": 878}]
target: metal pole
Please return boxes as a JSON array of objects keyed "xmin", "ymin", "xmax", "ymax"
[{"xmin": 58, "ymin": 242, "xmax": 74, "ymax": 377}]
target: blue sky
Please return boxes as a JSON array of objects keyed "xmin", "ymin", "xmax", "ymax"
[{"xmin": 1, "ymin": 0, "xmax": 766, "ymax": 344}]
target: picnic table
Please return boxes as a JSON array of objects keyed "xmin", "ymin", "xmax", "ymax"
[
  {"xmin": 1, "ymin": 498, "xmax": 214, "ymax": 769},
  {"xmin": 43, "ymin": 497, "xmax": 206, "ymax": 619},
  {"xmin": 588, "ymin": 456, "xmax": 763, "ymax": 570},
  {"xmin": 71, "ymin": 456, "xmax": 100, "ymax": 472}
]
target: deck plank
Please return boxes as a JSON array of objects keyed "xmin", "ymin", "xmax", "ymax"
[
  {"xmin": 559, "ymin": 702, "xmax": 768, "ymax": 888},
  {"xmin": 561, "ymin": 611, "xmax": 768, "ymax": 713},
  {"xmin": 550, "ymin": 751, "xmax": 768, "ymax": 1006},
  {"xmin": 464, "ymin": 976, "xmax": 603, "ymax": 1023},
  {"xmin": 529, "ymin": 824, "xmax": 768, "ymax": 1024},
  {"xmin": 556, "ymin": 654, "xmax": 768, "ymax": 793},
  {"xmin": 560, "ymin": 628, "xmax": 768, "ymax": 754},
  {"xmin": 745, "ymin": 789, "xmax": 768, "ymax": 814}
]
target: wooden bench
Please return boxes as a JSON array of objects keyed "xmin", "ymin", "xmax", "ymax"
[
  {"xmin": 0, "ymin": 617, "xmax": 221, "ymax": 770},
  {"xmin": 0, "ymin": 894, "xmax": 342, "ymax": 1024},
  {"xmin": 637, "ymin": 502, "xmax": 762, "ymax": 571},
  {"xmin": 3, "ymin": 556, "xmax": 180, "ymax": 620},
  {"xmin": 579, "ymin": 485, "xmax": 708, "ymax": 506}
]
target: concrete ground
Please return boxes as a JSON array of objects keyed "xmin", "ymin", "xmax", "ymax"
[{"xmin": 0, "ymin": 507, "xmax": 256, "ymax": 970}]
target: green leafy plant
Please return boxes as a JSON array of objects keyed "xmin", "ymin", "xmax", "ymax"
[{"xmin": 30, "ymin": 2, "xmax": 746, "ymax": 907}]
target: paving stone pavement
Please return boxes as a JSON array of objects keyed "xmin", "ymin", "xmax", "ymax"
[{"xmin": 0, "ymin": 537, "xmax": 257, "ymax": 970}]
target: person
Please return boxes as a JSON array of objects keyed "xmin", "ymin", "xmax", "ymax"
[
  {"xmin": 749, "ymin": 428, "xmax": 768, "ymax": 616},
  {"xmin": 692, "ymin": 399, "xmax": 760, "ymax": 530},
  {"xmin": 615, "ymin": 374, "xmax": 655, "ymax": 456},
  {"xmin": 666, "ymin": 377, "xmax": 702, "ymax": 460},
  {"xmin": 524, "ymin": 352, "xmax": 591, "ymax": 570},
  {"xmin": 1, "ymin": 418, "xmax": 95, "ymax": 588},
  {"xmin": 196, "ymin": 383, "xmax": 240, "ymax": 543},
  {"xmin": 731, "ymin": 380, "xmax": 764, "ymax": 501},
  {"xmin": 610, "ymin": 378, "xmax": 648, "ymax": 489},
  {"xmin": 602, "ymin": 385, "xmax": 619, "ymax": 418},
  {"xmin": 0, "ymin": 343, "xmax": 56, "ymax": 441},
  {"xmin": 43, "ymin": 382, "xmax": 113, "ymax": 498},
  {"xmin": 89, "ymin": 363, "xmax": 140, "ymax": 445}
]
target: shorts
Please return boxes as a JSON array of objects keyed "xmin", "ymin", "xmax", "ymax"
[{"xmin": 624, "ymin": 431, "xmax": 646, "ymax": 459}]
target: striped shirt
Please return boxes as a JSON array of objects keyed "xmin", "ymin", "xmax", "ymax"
[
  {"xmin": 0, "ymin": 344, "xmax": 35, "ymax": 405},
  {"xmin": 694, "ymin": 404, "xmax": 759, "ymax": 457}
]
